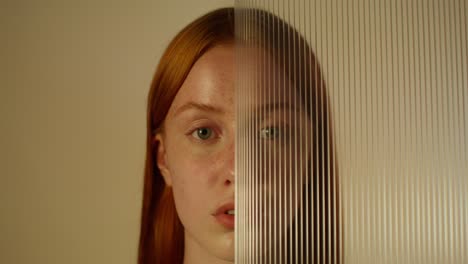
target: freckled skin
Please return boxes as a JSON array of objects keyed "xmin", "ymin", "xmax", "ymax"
[
  {"xmin": 156, "ymin": 43, "xmax": 311, "ymax": 263},
  {"xmin": 156, "ymin": 44, "xmax": 236, "ymax": 264}
]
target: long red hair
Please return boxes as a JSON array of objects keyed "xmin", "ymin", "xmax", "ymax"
[
  {"xmin": 138, "ymin": 8, "xmax": 235, "ymax": 264},
  {"xmin": 139, "ymin": 7, "xmax": 339, "ymax": 264}
]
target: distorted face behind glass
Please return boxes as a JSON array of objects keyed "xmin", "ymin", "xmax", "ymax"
[{"xmin": 237, "ymin": 46, "xmax": 312, "ymax": 258}]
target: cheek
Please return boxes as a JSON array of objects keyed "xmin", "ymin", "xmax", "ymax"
[
  {"xmin": 168, "ymin": 147, "xmax": 223, "ymax": 187},
  {"xmin": 166, "ymin": 146, "xmax": 226, "ymax": 215}
]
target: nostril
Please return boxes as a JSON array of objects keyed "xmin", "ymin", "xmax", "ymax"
[{"xmin": 224, "ymin": 179, "xmax": 232, "ymax": 186}]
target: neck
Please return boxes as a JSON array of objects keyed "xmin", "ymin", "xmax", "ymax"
[{"xmin": 183, "ymin": 231, "xmax": 233, "ymax": 264}]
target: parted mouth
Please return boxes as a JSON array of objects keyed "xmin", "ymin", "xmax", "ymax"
[
  {"xmin": 213, "ymin": 201, "xmax": 235, "ymax": 216},
  {"xmin": 213, "ymin": 201, "xmax": 235, "ymax": 229}
]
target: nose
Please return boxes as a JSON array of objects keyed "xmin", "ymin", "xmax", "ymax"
[{"xmin": 224, "ymin": 140, "xmax": 235, "ymax": 186}]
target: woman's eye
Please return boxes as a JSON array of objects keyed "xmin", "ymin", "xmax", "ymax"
[
  {"xmin": 260, "ymin": 127, "xmax": 280, "ymax": 139},
  {"xmin": 192, "ymin": 127, "xmax": 214, "ymax": 140}
]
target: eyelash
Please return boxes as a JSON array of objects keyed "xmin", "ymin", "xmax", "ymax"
[
  {"xmin": 259, "ymin": 121, "xmax": 291, "ymax": 141},
  {"xmin": 187, "ymin": 125, "xmax": 221, "ymax": 143},
  {"xmin": 260, "ymin": 126, "xmax": 281, "ymax": 139},
  {"xmin": 186, "ymin": 122, "xmax": 289, "ymax": 143},
  {"xmin": 191, "ymin": 127, "xmax": 215, "ymax": 140}
]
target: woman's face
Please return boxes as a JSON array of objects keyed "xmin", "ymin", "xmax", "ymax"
[
  {"xmin": 156, "ymin": 44, "xmax": 236, "ymax": 262},
  {"xmin": 156, "ymin": 42, "xmax": 311, "ymax": 262}
]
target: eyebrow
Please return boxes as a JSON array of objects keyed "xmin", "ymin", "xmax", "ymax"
[
  {"xmin": 255, "ymin": 102, "xmax": 301, "ymax": 112},
  {"xmin": 173, "ymin": 102, "xmax": 225, "ymax": 117}
]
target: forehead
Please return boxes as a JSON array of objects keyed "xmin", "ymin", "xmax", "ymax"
[
  {"xmin": 167, "ymin": 44, "xmax": 298, "ymax": 120},
  {"xmin": 237, "ymin": 46, "xmax": 293, "ymax": 107},
  {"xmin": 167, "ymin": 44, "xmax": 235, "ymax": 118}
]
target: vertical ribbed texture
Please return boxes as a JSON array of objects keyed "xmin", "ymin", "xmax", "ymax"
[{"xmin": 235, "ymin": 0, "xmax": 467, "ymax": 263}]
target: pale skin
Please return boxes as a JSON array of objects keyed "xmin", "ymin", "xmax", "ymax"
[
  {"xmin": 156, "ymin": 43, "xmax": 236, "ymax": 264},
  {"xmin": 155, "ymin": 42, "xmax": 311, "ymax": 263}
]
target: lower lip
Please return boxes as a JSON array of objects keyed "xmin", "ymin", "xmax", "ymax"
[{"xmin": 214, "ymin": 213, "xmax": 235, "ymax": 229}]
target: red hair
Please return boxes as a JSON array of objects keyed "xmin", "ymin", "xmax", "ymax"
[
  {"xmin": 139, "ymin": 7, "xmax": 339, "ymax": 263},
  {"xmin": 138, "ymin": 8, "xmax": 235, "ymax": 264}
]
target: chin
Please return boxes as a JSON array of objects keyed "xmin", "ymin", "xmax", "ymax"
[
  {"xmin": 213, "ymin": 232, "xmax": 235, "ymax": 262},
  {"xmin": 217, "ymin": 252, "xmax": 235, "ymax": 262}
]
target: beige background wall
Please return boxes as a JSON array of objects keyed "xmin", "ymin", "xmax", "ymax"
[{"xmin": 1, "ymin": 0, "xmax": 232, "ymax": 263}]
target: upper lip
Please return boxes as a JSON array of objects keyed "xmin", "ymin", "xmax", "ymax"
[{"xmin": 212, "ymin": 201, "xmax": 235, "ymax": 215}]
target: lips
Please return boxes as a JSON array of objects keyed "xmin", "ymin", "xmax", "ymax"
[{"xmin": 213, "ymin": 202, "xmax": 235, "ymax": 229}]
